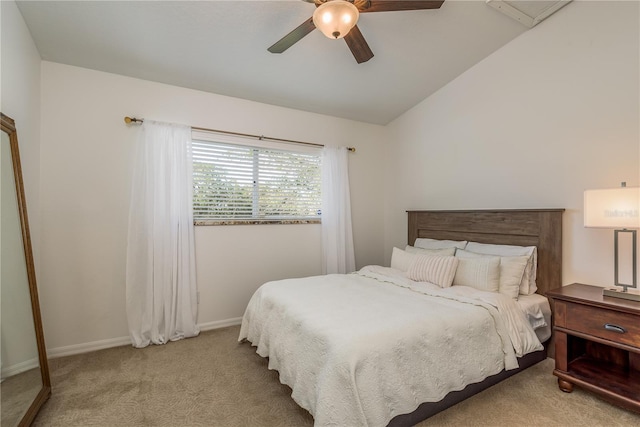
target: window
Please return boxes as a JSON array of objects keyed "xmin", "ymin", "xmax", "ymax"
[{"xmin": 192, "ymin": 135, "xmax": 321, "ymax": 224}]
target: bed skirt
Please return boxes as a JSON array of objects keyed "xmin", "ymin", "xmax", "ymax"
[{"xmin": 388, "ymin": 348, "xmax": 548, "ymax": 427}]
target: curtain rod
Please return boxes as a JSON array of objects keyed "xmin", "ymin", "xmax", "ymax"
[{"xmin": 124, "ymin": 117, "xmax": 355, "ymax": 152}]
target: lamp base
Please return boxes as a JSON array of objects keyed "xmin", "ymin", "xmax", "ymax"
[{"xmin": 603, "ymin": 286, "xmax": 640, "ymax": 302}]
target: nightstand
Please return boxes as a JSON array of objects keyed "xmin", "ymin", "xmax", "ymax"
[{"xmin": 547, "ymin": 283, "xmax": 640, "ymax": 413}]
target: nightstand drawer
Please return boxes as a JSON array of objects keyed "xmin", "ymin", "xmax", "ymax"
[{"xmin": 565, "ymin": 302, "xmax": 640, "ymax": 349}]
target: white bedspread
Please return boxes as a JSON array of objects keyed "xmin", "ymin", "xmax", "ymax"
[{"xmin": 238, "ymin": 266, "xmax": 542, "ymax": 427}]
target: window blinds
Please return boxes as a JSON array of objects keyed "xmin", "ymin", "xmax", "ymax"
[{"xmin": 192, "ymin": 140, "xmax": 321, "ymax": 222}]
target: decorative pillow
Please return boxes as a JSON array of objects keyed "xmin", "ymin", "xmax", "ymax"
[
  {"xmin": 413, "ymin": 238, "xmax": 468, "ymax": 250},
  {"xmin": 452, "ymin": 256, "xmax": 500, "ymax": 292},
  {"xmin": 405, "ymin": 245, "xmax": 456, "ymax": 257},
  {"xmin": 465, "ymin": 242, "xmax": 537, "ymax": 295},
  {"xmin": 456, "ymin": 249, "xmax": 528, "ymax": 299},
  {"xmin": 390, "ymin": 247, "xmax": 415, "ymax": 272},
  {"xmin": 407, "ymin": 254, "xmax": 459, "ymax": 288}
]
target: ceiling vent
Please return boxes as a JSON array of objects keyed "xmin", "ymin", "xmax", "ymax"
[{"xmin": 486, "ymin": 0, "xmax": 572, "ymax": 28}]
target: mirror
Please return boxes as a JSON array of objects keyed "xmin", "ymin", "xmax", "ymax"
[{"xmin": 1, "ymin": 113, "xmax": 50, "ymax": 426}]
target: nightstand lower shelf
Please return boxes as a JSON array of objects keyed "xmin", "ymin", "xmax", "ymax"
[{"xmin": 554, "ymin": 355, "xmax": 640, "ymax": 411}]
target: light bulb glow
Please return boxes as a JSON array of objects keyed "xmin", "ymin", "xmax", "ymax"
[{"xmin": 312, "ymin": 0, "xmax": 359, "ymax": 40}]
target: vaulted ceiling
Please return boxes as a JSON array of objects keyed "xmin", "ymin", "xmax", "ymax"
[{"xmin": 16, "ymin": 1, "xmax": 571, "ymax": 125}]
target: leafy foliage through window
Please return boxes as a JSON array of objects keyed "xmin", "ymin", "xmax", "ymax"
[{"xmin": 192, "ymin": 139, "xmax": 321, "ymax": 223}]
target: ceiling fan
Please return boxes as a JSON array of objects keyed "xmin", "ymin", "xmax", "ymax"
[{"xmin": 268, "ymin": 0, "xmax": 445, "ymax": 64}]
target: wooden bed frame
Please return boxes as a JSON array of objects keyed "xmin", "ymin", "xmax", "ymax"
[{"xmin": 389, "ymin": 209, "xmax": 564, "ymax": 426}]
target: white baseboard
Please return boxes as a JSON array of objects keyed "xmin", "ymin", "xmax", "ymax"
[
  {"xmin": 197, "ymin": 317, "xmax": 242, "ymax": 332},
  {"xmin": 1, "ymin": 357, "xmax": 39, "ymax": 380},
  {"xmin": 47, "ymin": 317, "xmax": 243, "ymax": 359},
  {"xmin": 47, "ymin": 335, "xmax": 132, "ymax": 359}
]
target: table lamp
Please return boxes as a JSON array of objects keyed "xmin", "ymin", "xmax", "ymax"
[{"xmin": 584, "ymin": 183, "xmax": 640, "ymax": 301}]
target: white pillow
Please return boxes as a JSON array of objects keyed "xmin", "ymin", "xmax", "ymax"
[
  {"xmin": 391, "ymin": 247, "xmax": 415, "ymax": 272},
  {"xmin": 405, "ymin": 245, "xmax": 456, "ymax": 256},
  {"xmin": 392, "ymin": 247, "xmax": 457, "ymax": 273},
  {"xmin": 452, "ymin": 256, "xmax": 500, "ymax": 293},
  {"xmin": 414, "ymin": 238, "xmax": 468, "ymax": 250},
  {"xmin": 456, "ymin": 249, "xmax": 528, "ymax": 299},
  {"xmin": 465, "ymin": 242, "xmax": 537, "ymax": 295},
  {"xmin": 407, "ymin": 255, "xmax": 459, "ymax": 288}
]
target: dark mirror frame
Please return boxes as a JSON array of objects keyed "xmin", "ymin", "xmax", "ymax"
[{"xmin": 1, "ymin": 113, "xmax": 51, "ymax": 426}]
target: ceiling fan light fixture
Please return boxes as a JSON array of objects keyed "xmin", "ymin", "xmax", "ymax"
[{"xmin": 313, "ymin": 0, "xmax": 359, "ymax": 40}]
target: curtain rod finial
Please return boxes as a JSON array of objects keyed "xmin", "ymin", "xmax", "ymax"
[{"xmin": 124, "ymin": 116, "xmax": 143, "ymax": 124}]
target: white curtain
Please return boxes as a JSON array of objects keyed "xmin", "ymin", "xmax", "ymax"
[
  {"xmin": 126, "ymin": 120, "xmax": 199, "ymax": 348},
  {"xmin": 321, "ymin": 146, "xmax": 356, "ymax": 274}
]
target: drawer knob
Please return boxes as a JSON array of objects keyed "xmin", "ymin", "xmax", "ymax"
[{"xmin": 603, "ymin": 323, "xmax": 626, "ymax": 334}]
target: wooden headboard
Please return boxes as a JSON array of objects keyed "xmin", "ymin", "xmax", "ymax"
[{"xmin": 407, "ymin": 209, "xmax": 564, "ymax": 296}]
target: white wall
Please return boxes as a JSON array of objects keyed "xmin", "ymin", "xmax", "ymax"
[
  {"xmin": 0, "ymin": 0, "xmax": 42, "ymax": 373},
  {"xmin": 39, "ymin": 62, "xmax": 386, "ymax": 353},
  {"xmin": 384, "ymin": 0, "xmax": 640, "ymax": 288},
  {"xmin": 1, "ymin": 0, "xmax": 42, "ymax": 266}
]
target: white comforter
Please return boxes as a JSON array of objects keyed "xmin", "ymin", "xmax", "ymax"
[{"xmin": 238, "ymin": 266, "xmax": 542, "ymax": 427}]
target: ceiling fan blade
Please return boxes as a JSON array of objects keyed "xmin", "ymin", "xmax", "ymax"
[
  {"xmin": 268, "ymin": 17, "xmax": 316, "ymax": 54},
  {"xmin": 361, "ymin": 0, "xmax": 445, "ymax": 13},
  {"xmin": 344, "ymin": 25, "xmax": 374, "ymax": 64}
]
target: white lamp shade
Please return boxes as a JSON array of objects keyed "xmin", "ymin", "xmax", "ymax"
[
  {"xmin": 313, "ymin": 0, "xmax": 359, "ymax": 40},
  {"xmin": 584, "ymin": 187, "xmax": 640, "ymax": 229}
]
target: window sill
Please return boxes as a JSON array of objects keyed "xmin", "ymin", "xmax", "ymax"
[{"xmin": 194, "ymin": 219, "xmax": 321, "ymax": 226}]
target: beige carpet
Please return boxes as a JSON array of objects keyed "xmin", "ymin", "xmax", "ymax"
[
  {"xmin": 2, "ymin": 367, "xmax": 43, "ymax": 426},
  {"xmin": 33, "ymin": 326, "xmax": 639, "ymax": 427}
]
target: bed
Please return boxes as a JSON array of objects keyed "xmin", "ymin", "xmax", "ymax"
[{"xmin": 239, "ymin": 209, "xmax": 564, "ymax": 426}]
